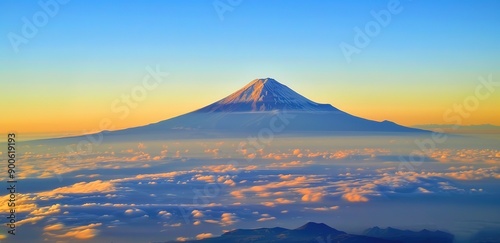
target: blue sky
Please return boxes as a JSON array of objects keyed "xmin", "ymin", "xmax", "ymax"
[
  {"xmin": 1, "ymin": 0, "xmax": 500, "ymax": 135},
  {"xmin": 3, "ymin": 0, "xmax": 498, "ymax": 70}
]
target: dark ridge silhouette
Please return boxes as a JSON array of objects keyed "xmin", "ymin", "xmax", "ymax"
[
  {"xmin": 164, "ymin": 222, "xmax": 449, "ymax": 243},
  {"xmin": 363, "ymin": 226, "xmax": 454, "ymax": 243}
]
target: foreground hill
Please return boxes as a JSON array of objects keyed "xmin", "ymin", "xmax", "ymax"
[{"xmin": 166, "ymin": 222, "xmax": 452, "ymax": 243}]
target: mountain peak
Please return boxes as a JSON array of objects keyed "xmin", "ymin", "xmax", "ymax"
[
  {"xmin": 246, "ymin": 77, "xmax": 279, "ymax": 86},
  {"xmin": 292, "ymin": 222, "xmax": 345, "ymax": 236},
  {"xmin": 297, "ymin": 222, "xmax": 330, "ymax": 229},
  {"xmin": 195, "ymin": 78, "xmax": 338, "ymax": 112}
]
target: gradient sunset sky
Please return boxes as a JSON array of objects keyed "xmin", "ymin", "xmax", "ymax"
[{"xmin": 1, "ymin": 0, "xmax": 499, "ymax": 138}]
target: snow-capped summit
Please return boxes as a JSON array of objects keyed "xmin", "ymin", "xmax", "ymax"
[{"xmin": 196, "ymin": 78, "xmax": 337, "ymax": 112}]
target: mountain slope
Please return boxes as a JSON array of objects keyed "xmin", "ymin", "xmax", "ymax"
[
  {"xmin": 49, "ymin": 78, "xmax": 427, "ymax": 142},
  {"xmin": 114, "ymin": 78, "xmax": 425, "ymax": 136}
]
